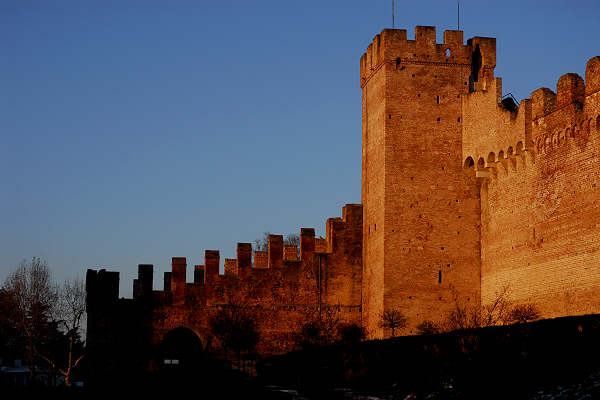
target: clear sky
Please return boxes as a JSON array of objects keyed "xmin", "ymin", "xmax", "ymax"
[{"xmin": 1, "ymin": 0, "xmax": 599, "ymax": 297}]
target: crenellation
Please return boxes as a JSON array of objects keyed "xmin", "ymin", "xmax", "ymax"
[
  {"xmin": 443, "ymin": 30, "xmax": 463, "ymax": 46},
  {"xmin": 253, "ymin": 251, "xmax": 268, "ymax": 268},
  {"xmin": 586, "ymin": 57, "xmax": 600, "ymax": 96},
  {"xmin": 237, "ymin": 243, "xmax": 252, "ymax": 274},
  {"xmin": 223, "ymin": 258, "xmax": 237, "ymax": 275},
  {"xmin": 300, "ymin": 228, "xmax": 315, "ymax": 262},
  {"xmin": 283, "ymin": 245, "xmax": 298, "ymax": 261},
  {"xmin": 556, "ymin": 73, "xmax": 585, "ymax": 109},
  {"xmin": 531, "ymin": 88, "xmax": 557, "ymax": 120},
  {"xmin": 194, "ymin": 265, "xmax": 205, "ymax": 283},
  {"xmin": 268, "ymin": 235, "xmax": 284, "ymax": 268},
  {"xmin": 204, "ymin": 250, "xmax": 220, "ymax": 283},
  {"xmin": 163, "ymin": 271, "xmax": 171, "ymax": 291},
  {"xmin": 86, "ymin": 26, "xmax": 600, "ymax": 370}
]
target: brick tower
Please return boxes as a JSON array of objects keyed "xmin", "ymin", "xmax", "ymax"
[{"xmin": 360, "ymin": 27, "xmax": 495, "ymax": 337}]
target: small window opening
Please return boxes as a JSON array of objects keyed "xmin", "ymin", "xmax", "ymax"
[
  {"xmin": 418, "ymin": 93, "xmax": 421, "ymax": 97},
  {"xmin": 437, "ymin": 117, "xmax": 440, "ymax": 121},
  {"xmin": 412, "ymin": 74, "xmax": 415, "ymax": 77},
  {"xmin": 441, "ymin": 247, "xmax": 445, "ymax": 251},
  {"xmin": 438, "ymin": 270, "xmax": 442, "ymax": 283},
  {"xmin": 436, "ymin": 95, "xmax": 440, "ymax": 104},
  {"xmin": 457, "ymin": 117, "xmax": 461, "ymax": 122},
  {"xmin": 445, "ymin": 48, "xmax": 451, "ymax": 57},
  {"xmin": 374, "ymin": 224, "xmax": 376, "ymax": 231},
  {"xmin": 388, "ymin": 114, "xmax": 392, "ymax": 119},
  {"xmin": 395, "ymin": 57, "xmax": 401, "ymax": 68}
]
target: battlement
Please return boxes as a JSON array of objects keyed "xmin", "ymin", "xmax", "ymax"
[
  {"xmin": 462, "ymin": 56, "xmax": 600, "ymax": 178},
  {"xmin": 360, "ymin": 26, "xmax": 496, "ymax": 88},
  {"xmin": 84, "ymin": 203, "xmax": 364, "ymax": 303}
]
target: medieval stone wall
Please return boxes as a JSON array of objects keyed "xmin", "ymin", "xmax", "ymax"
[
  {"xmin": 361, "ymin": 27, "xmax": 484, "ymax": 336},
  {"xmin": 463, "ymin": 56, "xmax": 600, "ymax": 318},
  {"xmin": 86, "ymin": 27, "xmax": 600, "ymax": 368},
  {"xmin": 86, "ymin": 204, "xmax": 363, "ymax": 366}
]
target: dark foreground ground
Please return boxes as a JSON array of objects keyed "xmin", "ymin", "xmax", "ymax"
[{"xmin": 5, "ymin": 314, "xmax": 600, "ymax": 399}]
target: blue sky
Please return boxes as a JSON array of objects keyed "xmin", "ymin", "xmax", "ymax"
[{"xmin": 1, "ymin": 1, "xmax": 599, "ymax": 296}]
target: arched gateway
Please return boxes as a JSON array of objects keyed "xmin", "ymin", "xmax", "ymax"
[{"xmin": 160, "ymin": 327, "xmax": 204, "ymax": 370}]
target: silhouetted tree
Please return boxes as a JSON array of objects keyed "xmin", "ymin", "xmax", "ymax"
[
  {"xmin": 337, "ymin": 322, "xmax": 366, "ymax": 344},
  {"xmin": 209, "ymin": 301, "xmax": 260, "ymax": 362},
  {"xmin": 254, "ymin": 232, "xmax": 300, "ymax": 257},
  {"xmin": 294, "ymin": 307, "xmax": 340, "ymax": 349},
  {"xmin": 416, "ymin": 320, "xmax": 441, "ymax": 335},
  {"xmin": 37, "ymin": 277, "xmax": 86, "ymax": 387},
  {"xmin": 3, "ymin": 259, "xmax": 86, "ymax": 386},
  {"xmin": 443, "ymin": 285, "xmax": 511, "ymax": 331},
  {"xmin": 3, "ymin": 258, "xmax": 58, "ymax": 382},
  {"xmin": 254, "ymin": 231, "xmax": 271, "ymax": 252},
  {"xmin": 379, "ymin": 310, "xmax": 407, "ymax": 337},
  {"xmin": 508, "ymin": 303, "xmax": 540, "ymax": 324}
]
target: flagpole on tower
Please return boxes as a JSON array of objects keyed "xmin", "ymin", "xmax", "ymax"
[{"xmin": 392, "ymin": 0, "xmax": 395, "ymax": 29}]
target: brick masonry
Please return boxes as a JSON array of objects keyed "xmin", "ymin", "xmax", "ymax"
[{"xmin": 86, "ymin": 27, "xmax": 600, "ymax": 363}]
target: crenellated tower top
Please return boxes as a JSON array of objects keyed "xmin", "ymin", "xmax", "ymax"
[{"xmin": 360, "ymin": 26, "xmax": 496, "ymax": 90}]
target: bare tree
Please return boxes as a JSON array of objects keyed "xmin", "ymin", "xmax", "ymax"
[
  {"xmin": 443, "ymin": 285, "xmax": 511, "ymax": 331},
  {"xmin": 3, "ymin": 259, "xmax": 86, "ymax": 386},
  {"xmin": 337, "ymin": 322, "xmax": 366, "ymax": 344},
  {"xmin": 3, "ymin": 258, "xmax": 58, "ymax": 382},
  {"xmin": 416, "ymin": 320, "xmax": 441, "ymax": 335},
  {"xmin": 209, "ymin": 301, "xmax": 260, "ymax": 362},
  {"xmin": 254, "ymin": 231, "xmax": 271, "ymax": 252},
  {"xmin": 37, "ymin": 278, "xmax": 86, "ymax": 387},
  {"xmin": 294, "ymin": 307, "xmax": 341, "ymax": 349},
  {"xmin": 285, "ymin": 234, "xmax": 300, "ymax": 246},
  {"xmin": 379, "ymin": 310, "xmax": 408, "ymax": 337},
  {"xmin": 254, "ymin": 232, "xmax": 300, "ymax": 253},
  {"xmin": 480, "ymin": 285, "xmax": 512, "ymax": 327},
  {"xmin": 508, "ymin": 303, "xmax": 540, "ymax": 324}
]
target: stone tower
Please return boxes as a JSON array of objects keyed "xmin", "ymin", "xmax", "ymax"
[{"xmin": 360, "ymin": 27, "xmax": 495, "ymax": 336}]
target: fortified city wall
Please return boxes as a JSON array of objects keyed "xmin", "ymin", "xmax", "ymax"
[
  {"xmin": 462, "ymin": 56, "xmax": 600, "ymax": 318},
  {"xmin": 86, "ymin": 26, "xmax": 600, "ymax": 370}
]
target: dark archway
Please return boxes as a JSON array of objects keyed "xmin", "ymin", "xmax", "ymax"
[{"xmin": 160, "ymin": 327, "xmax": 205, "ymax": 370}]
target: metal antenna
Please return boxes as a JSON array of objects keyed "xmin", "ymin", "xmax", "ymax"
[
  {"xmin": 457, "ymin": 1, "xmax": 460, "ymax": 31},
  {"xmin": 392, "ymin": 0, "xmax": 395, "ymax": 29}
]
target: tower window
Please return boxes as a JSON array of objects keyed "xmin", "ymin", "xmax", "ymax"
[
  {"xmin": 438, "ymin": 270, "xmax": 442, "ymax": 283},
  {"xmin": 436, "ymin": 96, "xmax": 440, "ymax": 104}
]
